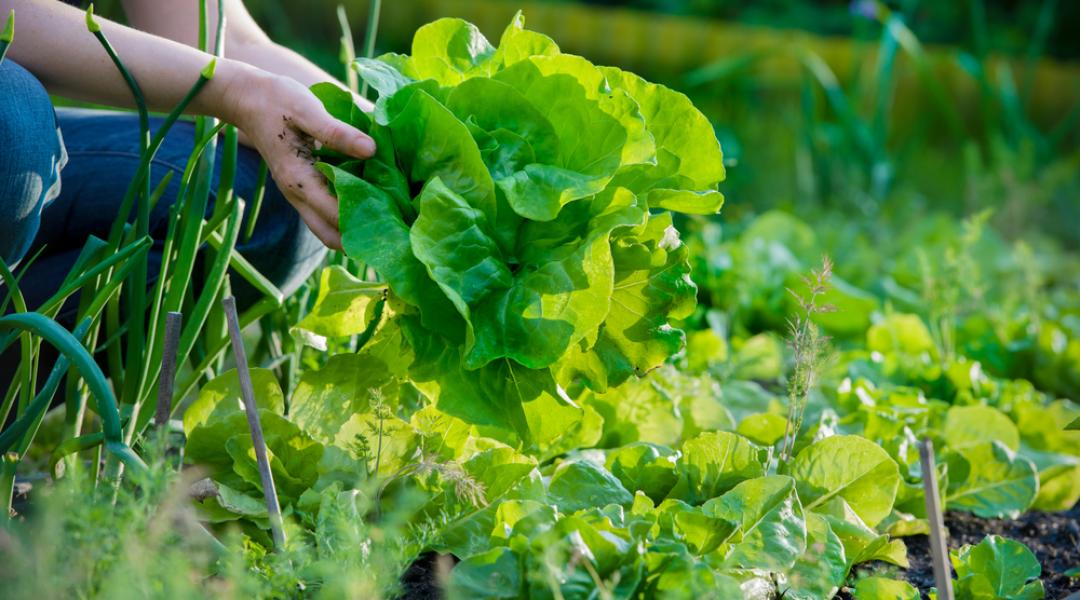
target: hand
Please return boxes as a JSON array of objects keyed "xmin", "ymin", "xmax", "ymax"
[{"xmin": 218, "ymin": 64, "xmax": 375, "ymax": 250}]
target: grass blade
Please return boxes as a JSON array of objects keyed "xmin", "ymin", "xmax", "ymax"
[
  {"xmin": 0, "ymin": 9, "xmax": 13, "ymax": 65},
  {"xmin": 359, "ymin": 0, "xmax": 382, "ymax": 99}
]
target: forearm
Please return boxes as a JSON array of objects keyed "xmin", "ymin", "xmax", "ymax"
[
  {"xmin": 2, "ymin": 0, "xmax": 255, "ymax": 123},
  {"xmin": 226, "ymin": 37, "xmax": 340, "ymax": 90},
  {"xmin": 122, "ymin": 0, "xmax": 369, "ymax": 108}
]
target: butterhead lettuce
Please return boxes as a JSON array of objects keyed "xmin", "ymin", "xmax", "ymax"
[{"xmin": 312, "ymin": 13, "xmax": 725, "ymax": 444}]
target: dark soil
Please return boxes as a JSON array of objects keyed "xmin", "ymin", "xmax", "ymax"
[
  {"xmin": 399, "ymin": 552, "xmax": 456, "ymax": 600},
  {"xmin": 849, "ymin": 505, "xmax": 1080, "ymax": 599},
  {"xmin": 399, "ymin": 508, "xmax": 1080, "ymax": 600}
]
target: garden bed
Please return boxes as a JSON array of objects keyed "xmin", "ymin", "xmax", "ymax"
[{"xmin": 851, "ymin": 504, "xmax": 1080, "ymax": 598}]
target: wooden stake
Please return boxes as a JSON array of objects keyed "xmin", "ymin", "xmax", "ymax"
[
  {"xmin": 222, "ymin": 296, "xmax": 286, "ymax": 549},
  {"xmin": 154, "ymin": 311, "xmax": 183, "ymax": 427},
  {"xmin": 919, "ymin": 438, "xmax": 954, "ymax": 600}
]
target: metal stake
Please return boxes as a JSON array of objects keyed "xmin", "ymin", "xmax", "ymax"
[{"xmin": 222, "ymin": 296, "xmax": 285, "ymax": 549}]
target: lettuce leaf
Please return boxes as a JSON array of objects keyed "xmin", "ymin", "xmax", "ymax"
[{"xmin": 313, "ymin": 12, "xmax": 725, "ymax": 444}]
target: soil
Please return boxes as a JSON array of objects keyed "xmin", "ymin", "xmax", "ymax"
[
  {"xmin": 398, "ymin": 507, "xmax": 1080, "ymax": 600},
  {"xmin": 848, "ymin": 505, "xmax": 1080, "ymax": 599},
  {"xmin": 399, "ymin": 551, "xmax": 456, "ymax": 600}
]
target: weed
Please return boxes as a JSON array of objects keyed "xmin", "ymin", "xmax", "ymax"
[{"xmin": 780, "ymin": 256, "xmax": 836, "ymax": 464}]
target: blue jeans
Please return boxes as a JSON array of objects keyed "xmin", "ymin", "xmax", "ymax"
[{"xmin": 0, "ymin": 59, "xmax": 326, "ymax": 317}]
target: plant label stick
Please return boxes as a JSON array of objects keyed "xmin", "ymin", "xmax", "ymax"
[
  {"xmin": 920, "ymin": 438, "xmax": 954, "ymax": 600},
  {"xmin": 222, "ymin": 296, "xmax": 286, "ymax": 549},
  {"xmin": 153, "ymin": 311, "xmax": 183, "ymax": 427}
]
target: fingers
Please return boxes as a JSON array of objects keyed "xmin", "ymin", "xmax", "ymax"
[
  {"xmin": 296, "ymin": 99, "xmax": 376, "ymax": 160},
  {"xmin": 293, "ymin": 200, "xmax": 343, "ymax": 251},
  {"xmin": 274, "ymin": 163, "xmax": 343, "ymax": 251}
]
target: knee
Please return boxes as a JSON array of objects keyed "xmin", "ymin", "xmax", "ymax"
[
  {"xmin": 0, "ymin": 60, "xmax": 58, "ymax": 162},
  {"xmin": 0, "ymin": 60, "xmax": 63, "ymax": 266}
]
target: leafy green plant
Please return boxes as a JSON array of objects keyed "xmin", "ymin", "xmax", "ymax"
[
  {"xmin": 950, "ymin": 535, "xmax": 1045, "ymax": 600},
  {"xmin": 308, "ymin": 13, "xmax": 726, "ymax": 444}
]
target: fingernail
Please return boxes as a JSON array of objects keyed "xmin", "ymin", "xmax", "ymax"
[{"xmin": 361, "ymin": 137, "xmax": 376, "ymax": 157}]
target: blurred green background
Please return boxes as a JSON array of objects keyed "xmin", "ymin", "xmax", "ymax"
[
  {"xmin": 245, "ymin": 0, "xmax": 1079, "ymax": 245},
  {"xmin": 90, "ymin": 0, "xmax": 1078, "ymax": 245}
]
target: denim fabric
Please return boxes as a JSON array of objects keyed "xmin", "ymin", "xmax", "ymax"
[
  {"xmin": 0, "ymin": 60, "xmax": 327, "ymax": 317},
  {"xmin": 0, "ymin": 60, "xmax": 66, "ymax": 267}
]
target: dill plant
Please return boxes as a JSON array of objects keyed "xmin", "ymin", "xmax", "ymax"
[{"xmin": 780, "ymin": 256, "xmax": 836, "ymax": 463}]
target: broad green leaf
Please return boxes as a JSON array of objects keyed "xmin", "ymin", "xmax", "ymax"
[
  {"xmin": 852, "ymin": 577, "xmax": 919, "ymax": 600},
  {"xmin": 490, "ymin": 499, "xmax": 558, "ymax": 545},
  {"xmin": 658, "ymin": 500, "xmax": 734, "ymax": 555},
  {"xmin": 557, "ymin": 213, "xmax": 696, "ymax": 392},
  {"xmin": 410, "ymin": 176, "xmax": 512, "ymax": 321},
  {"xmin": 323, "ymin": 163, "xmax": 463, "ymax": 340},
  {"xmin": 437, "ymin": 514, "xmax": 497, "ymax": 561},
  {"xmin": 407, "ymin": 18, "xmax": 496, "ymax": 84},
  {"xmin": 488, "ymin": 58, "xmax": 632, "ymax": 220},
  {"xmin": 309, "ymin": 82, "xmax": 371, "ymax": 130},
  {"xmin": 784, "ymin": 513, "xmax": 848, "ymax": 600},
  {"xmin": 684, "ymin": 328, "xmax": 728, "ymax": 373},
  {"xmin": 182, "ymin": 368, "xmax": 284, "ymax": 436},
  {"xmin": 645, "ymin": 546, "xmax": 743, "ymax": 599},
  {"xmin": 443, "ymin": 76, "xmax": 560, "ymax": 171},
  {"xmin": 1029, "ymin": 457, "xmax": 1080, "ymax": 512},
  {"xmin": 1014, "ymin": 399, "xmax": 1080, "ymax": 455},
  {"xmin": 945, "ymin": 405, "xmax": 1020, "ymax": 451},
  {"xmin": 521, "ymin": 391, "xmax": 602, "ymax": 460},
  {"xmin": 670, "ymin": 431, "xmax": 766, "ymax": 504},
  {"xmin": 465, "ymin": 189, "xmax": 642, "ymax": 370},
  {"xmin": 353, "ymin": 57, "xmax": 413, "ymax": 99},
  {"xmin": 945, "ymin": 441, "xmax": 1038, "ymax": 518},
  {"xmin": 600, "ymin": 66, "xmax": 725, "ymax": 192},
  {"xmin": 736, "ymin": 412, "xmax": 789, "ymax": 446},
  {"xmin": 193, "ymin": 481, "xmax": 269, "ymax": 526},
  {"xmin": 867, "ymin": 313, "xmax": 936, "ymax": 356},
  {"xmin": 184, "ymin": 411, "xmax": 254, "ymax": 487},
  {"xmin": 340, "ymin": 413, "xmax": 417, "ymax": 478},
  {"xmin": 704, "ymin": 475, "xmax": 807, "ymax": 571},
  {"xmin": 294, "ymin": 266, "xmax": 387, "ymax": 341},
  {"xmin": 951, "ymin": 535, "xmax": 1045, "ymax": 600},
  {"xmin": 643, "ymin": 189, "xmax": 724, "ymax": 215},
  {"xmin": 463, "ymin": 447, "xmax": 537, "ymax": 500},
  {"xmin": 447, "ymin": 547, "xmax": 521, "ymax": 599},
  {"xmin": 183, "ymin": 369, "xmax": 286, "ymax": 482},
  {"xmin": 492, "ymin": 11, "xmax": 559, "ymax": 66},
  {"xmin": 790, "ymin": 435, "xmax": 900, "ymax": 528},
  {"xmin": 730, "ymin": 333, "xmax": 785, "ymax": 380},
  {"xmin": 584, "ymin": 371, "xmax": 683, "ymax": 448},
  {"xmin": 549, "ymin": 511, "xmax": 639, "ymax": 577},
  {"xmin": 606, "ymin": 442, "xmax": 678, "ymax": 502},
  {"xmin": 821, "ymin": 502, "xmax": 909, "ymax": 568},
  {"xmin": 405, "ymin": 315, "xmax": 566, "ymax": 444},
  {"xmin": 520, "ymin": 55, "xmax": 655, "ymax": 168},
  {"xmin": 385, "ymin": 88, "xmax": 498, "ymax": 225},
  {"xmin": 289, "ymin": 352, "xmax": 402, "ymax": 453},
  {"xmin": 547, "ymin": 458, "xmax": 634, "ymax": 514},
  {"xmin": 225, "ymin": 411, "xmax": 324, "ymax": 504}
]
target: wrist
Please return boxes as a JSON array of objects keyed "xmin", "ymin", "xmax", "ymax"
[{"xmin": 192, "ymin": 57, "xmax": 268, "ymax": 126}]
